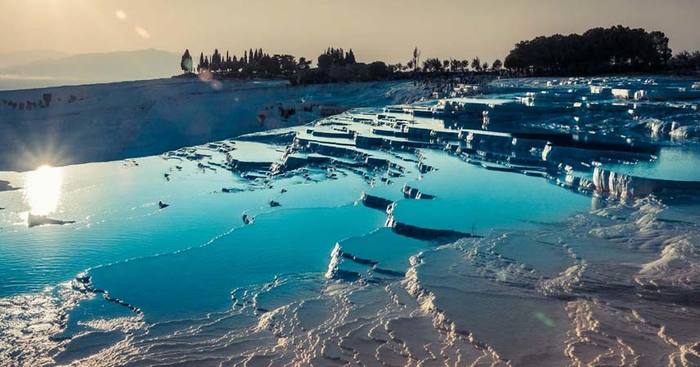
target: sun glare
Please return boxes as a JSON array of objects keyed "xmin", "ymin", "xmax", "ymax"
[{"xmin": 24, "ymin": 165, "xmax": 64, "ymax": 216}]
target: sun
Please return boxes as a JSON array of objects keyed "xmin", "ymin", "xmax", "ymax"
[{"xmin": 24, "ymin": 165, "xmax": 64, "ymax": 216}]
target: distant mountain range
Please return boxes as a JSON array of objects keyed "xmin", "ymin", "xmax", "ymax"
[
  {"xmin": 0, "ymin": 49, "xmax": 70, "ymax": 68},
  {"xmin": 0, "ymin": 49, "xmax": 180, "ymax": 90}
]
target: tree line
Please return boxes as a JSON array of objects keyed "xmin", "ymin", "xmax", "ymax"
[
  {"xmin": 178, "ymin": 25, "xmax": 700, "ymax": 83},
  {"xmin": 179, "ymin": 47, "xmax": 504, "ymax": 84},
  {"xmin": 504, "ymin": 25, "xmax": 699, "ymax": 76},
  {"xmin": 180, "ymin": 48, "xmax": 309, "ymax": 79}
]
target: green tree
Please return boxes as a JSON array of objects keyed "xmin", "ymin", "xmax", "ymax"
[
  {"xmin": 492, "ymin": 59, "xmax": 503, "ymax": 71},
  {"xmin": 367, "ymin": 61, "xmax": 389, "ymax": 79},
  {"xmin": 180, "ymin": 49, "xmax": 193, "ymax": 73},
  {"xmin": 422, "ymin": 58, "xmax": 442, "ymax": 72},
  {"xmin": 471, "ymin": 57, "xmax": 482, "ymax": 71},
  {"xmin": 346, "ymin": 49, "xmax": 356, "ymax": 64},
  {"xmin": 412, "ymin": 47, "xmax": 421, "ymax": 72},
  {"xmin": 317, "ymin": 54, "xmax": 332, "ymax": 70},
  {"xmin": 197, "ymin": 52, "xmax": 205, "ymax": 72}
]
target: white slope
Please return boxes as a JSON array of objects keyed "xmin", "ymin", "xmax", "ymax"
[{"xmin": 0, "ymin": 77, "xmax": 425, "ymax": 171}]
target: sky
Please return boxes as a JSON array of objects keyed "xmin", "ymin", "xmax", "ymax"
[{"xmin": 2, "ymin": 0, "xmax": 700, "ymax": 64}]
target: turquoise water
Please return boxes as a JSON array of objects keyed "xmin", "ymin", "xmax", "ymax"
[
  {"xmin": 87, "ymin": 205, "xmax": 386, "ymax": 321},
  {"xmin": 391, "ymin": 150, "xmax": 589, "ymax": 234},
  {"xmin": 0, "ymin": 147, "xmax": 588, "ymax": 315},
  {"xmin": 0, "ymin": 156, "xmax": 368, "ymax": 296},
  {"xmin": 603, "ymin": 145, "xmax": 700, "ymax": 181}
]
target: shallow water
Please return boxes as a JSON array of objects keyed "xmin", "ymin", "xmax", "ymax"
[
  {"xmin": 1, "ymin": 75, "xmax": 700, "ymax": 366},
  {"xmin": 392, "ymin": 150, "xmax": 589, "ymax": 233},
  {"xmin": 0, "ymin": 154, "xmax": 370, "ymax": 296},
  {"xmin": 604, "ymin": 145, "xmax": 700, "ymax": 181}
]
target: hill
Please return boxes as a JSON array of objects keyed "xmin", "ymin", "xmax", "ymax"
[
  {"xmin": 0, "ymin": 50, "xmax": 69, "ymax": 68},
  {"xmin": 0, "ymin": 49, "xmax": 179, "ymax": 90}
]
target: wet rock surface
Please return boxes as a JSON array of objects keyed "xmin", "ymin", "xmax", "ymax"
[
  {"xmin": 27, "ymin": 214, "xmax": 76, "ymax": 228},
  {"xmin": 2, "ymin": 76, "xmax": 700, "ymax": 366},
  {"xmin": 0, "ymin": 179, "xmax": 18, "ymax": 192}
]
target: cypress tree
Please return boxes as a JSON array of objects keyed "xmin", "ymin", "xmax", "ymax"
[{"xmin": 180, "ymin": 49, "xmax": 193, "ymax": 73}]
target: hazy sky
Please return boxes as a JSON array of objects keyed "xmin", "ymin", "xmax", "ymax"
[{"xmin": 2, "ymin": 0, "xmax": 700, "ymax": 63}]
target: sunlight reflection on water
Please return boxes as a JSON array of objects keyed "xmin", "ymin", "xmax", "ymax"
[{"xmin": 24, "ymin": 165, "xmax": 63, "ymax": 216}]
